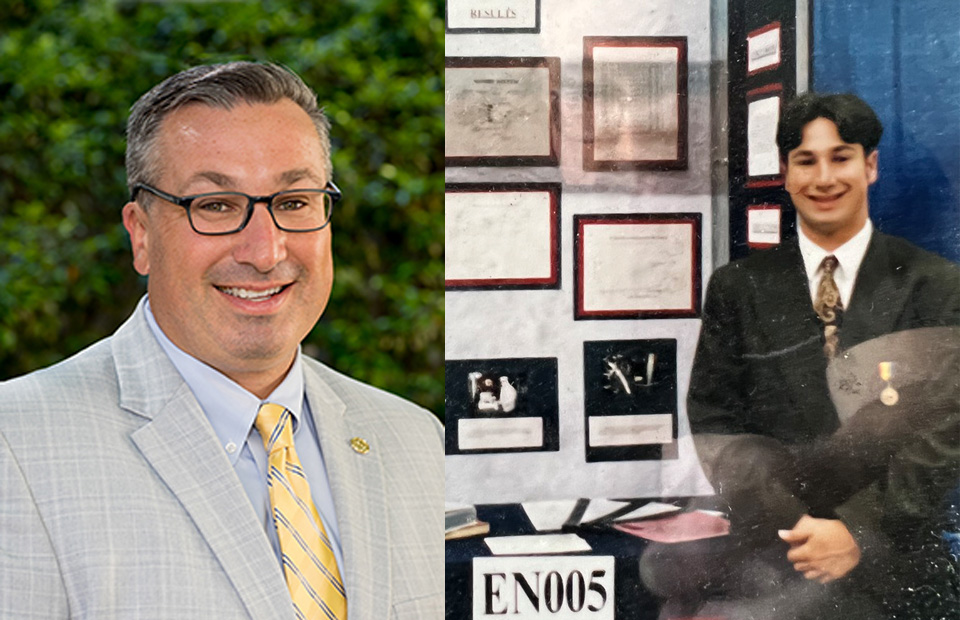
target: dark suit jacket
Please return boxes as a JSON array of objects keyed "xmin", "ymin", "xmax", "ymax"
[
  {"xmin": 687, "ymin": 231, "xmax": 960, "ymax": 616},
  {"xmin": 689, "ymin": 231, "xmax": 960, "ymax": 444}
]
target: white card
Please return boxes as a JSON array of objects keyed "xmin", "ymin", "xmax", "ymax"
[{"xmin": 485, "ymin": 534, "xmax": 592, "ymax": 556}]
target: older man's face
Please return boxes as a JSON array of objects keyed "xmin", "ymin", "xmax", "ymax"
[{"xmin": 123, "ymin": 99, "xmax": 333, "ymax": 395}]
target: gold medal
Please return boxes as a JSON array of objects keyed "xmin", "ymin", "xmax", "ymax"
[
  {"xmin": 878, "ymin": 362, "xmax": 897, "ymax": 406},
  {"xmin": 880, "ymin": 385, "xmax": 899, "ymax": 406}
]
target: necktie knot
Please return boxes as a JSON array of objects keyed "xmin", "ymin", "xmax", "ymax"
[
  {"xmin": 820, "ymin": 255, "xmax": 839, "ymax": 274},
  {"xmin": 255, "ymin": 402, "xmax": 294, "ymax": 454}
]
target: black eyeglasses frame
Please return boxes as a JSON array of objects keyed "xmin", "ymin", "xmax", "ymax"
[{"xmin": 130, "ymin": 181, "xmax": 341, "ymax": 235}]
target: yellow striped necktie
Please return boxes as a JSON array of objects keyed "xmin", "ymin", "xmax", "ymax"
[{"xmin": 255, "ymin": 403, "xmax": 347, "ymax": 620}]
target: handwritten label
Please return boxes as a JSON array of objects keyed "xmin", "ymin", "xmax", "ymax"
[
  {"xmin": 588, "ymin": 414, "xmax": 672, "ymax": 447},
  {"xmin": 747, "ymin": 207, "xmax": 781, "ymax": 245},
  {"xmin": 747, "ymin": 26, "xmax": 781, "ymax": 73},
  {"xmin": 459, "ymin": 417, "xmax": 544, "ymax": 450},
  {"xmin": 471, "ymin": 8, "xmax": 518, "ymax": 19},
  {"xmin": 447, "ymin": 0, "xmax": 537, "ymax": 30}
]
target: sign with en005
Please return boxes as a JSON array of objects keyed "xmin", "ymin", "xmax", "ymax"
[{"xmin": 472, "ymin": 555, "xmax": 614, "ymax": 619}]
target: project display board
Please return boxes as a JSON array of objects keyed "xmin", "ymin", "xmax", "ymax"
[{"xmin": 445, "ymin": 0, "xmax": 715, "ymax": 504}]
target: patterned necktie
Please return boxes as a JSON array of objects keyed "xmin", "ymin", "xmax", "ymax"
[
  {"xmin": 813, "ymin": 255, "xmax": 844, "ymax": 358},
  {"xmin": 255, "ymin": 403, "xmax": 347, "ymax": 620}
]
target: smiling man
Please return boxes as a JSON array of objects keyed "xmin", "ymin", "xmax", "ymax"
[
  {"xmin": 782, "ymin": 116, "xmax": 876, "ymax": 249},
  {"xmin": 641, "ymin": 93, "xmax": 959, "ymax": 619},
  {"xmin": 0, "ymin": 62, "xmax": 442, "ymax": 619}
]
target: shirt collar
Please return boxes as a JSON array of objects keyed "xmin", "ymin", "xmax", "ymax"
[
  {"xmin": 797, "ymin": 219, "xmax": 873, "ymax": 280},
  {"xmin": 143, "ymin": 297, "xmax": 304, "ymax": 465}
]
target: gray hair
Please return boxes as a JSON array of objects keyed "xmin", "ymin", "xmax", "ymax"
[{"xmin": 125, "ymin": 61, "xmax": 332, "ymax": 196}]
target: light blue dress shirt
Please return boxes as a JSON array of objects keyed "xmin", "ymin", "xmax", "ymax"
[{"xmin": 143, "ymin": 298, "xmax": 345, "ymax": 572}]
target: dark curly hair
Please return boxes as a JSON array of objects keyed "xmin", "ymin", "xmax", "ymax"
[{"xmin": 776, "ymin": 93, "xmax": 883, "ymax": 161}]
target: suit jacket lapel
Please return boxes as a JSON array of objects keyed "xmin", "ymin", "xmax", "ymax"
[
  {"xmin": 757, "ymin": 240, "xmax": 822, "ymax": 348},
  {"xmin": 112, "ymin": 304, "xmax": 294, "ymax": 620},
  {"xmin": 753, "ymin": 241, "xmax": 839, "ymax": 434},
  {"xmin": 304, "ymin": 362, "xmax": 389, "ymax": 620},
  {"xmin": 843, "ymin": 232, "xmax": 907, "ymax": 347}
]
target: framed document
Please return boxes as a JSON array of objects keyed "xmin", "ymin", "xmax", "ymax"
[
  {"xmin": 445, "ymin": 358, "xmax": 560, "ymax": 455},
  {"xmin": 446, "ymin": 0, "xmax": 540, "ymax": 34},
  {"xmin": 445, "ymin": 57, "xmax": 561, "ymax": 167},
  {"xmin": 583, "ymin": 339, "xmax": 678, "ymax": 462},
  {"xmin": 747, "ymin": 204, "xmax": 782, "ymax": 248},
  {"xmin": 746, "ymin": 83, "xmax": 783, "ymax": 187},
  {"xmin": 574, "ymin": 213, "xmax": 701, "ymax": 320},
  {"xmin": 747, "ymin": 22, "xmax": 781, "ymax": 76},
  {"xmin": 583, "ymin": 36, "xmax": 688, "ymax": 171},
  {"xmin": 446, "ymin": 183, "xmax": 561, "ymax": 290}
]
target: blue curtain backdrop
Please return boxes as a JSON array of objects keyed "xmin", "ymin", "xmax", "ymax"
[{"xmin": 813, "ymin": 0, "xmax": 960, "ymax": 262}]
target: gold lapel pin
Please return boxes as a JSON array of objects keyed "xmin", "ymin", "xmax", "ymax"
[{"xmin": 350, "ymin": 437, "xmax": 370, "ymax": 454}]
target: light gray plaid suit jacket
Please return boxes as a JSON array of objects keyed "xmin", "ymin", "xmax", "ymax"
[{"xmin": 0, "ymin": 302, "xmax": 443, "ymax": 619}]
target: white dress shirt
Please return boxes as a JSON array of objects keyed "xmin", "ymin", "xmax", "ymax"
[
  {"xmin": 797, "ymin": 219, "xmax": 873, "ymax": 308},
  {"xmin": 143, "ymin": 298, "xmax": 345, "ymax": 572}
]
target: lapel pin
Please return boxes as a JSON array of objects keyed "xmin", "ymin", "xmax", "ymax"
[{"xmin": 350, "ymin": 437, "xmax": 370, "ymax": 454}]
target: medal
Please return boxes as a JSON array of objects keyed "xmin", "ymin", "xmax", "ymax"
[{"xmin": 878, "ymin": 362, "xmax": 898, "ymax": 406}]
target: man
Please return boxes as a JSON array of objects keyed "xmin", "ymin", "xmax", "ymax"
[
  {"xmin": 0, "ymin": 62, "xmax": 443, "ymax": 619},
  {"xmin": 642, "ymin": 93, "xmax": 959, "ymax": 619}
]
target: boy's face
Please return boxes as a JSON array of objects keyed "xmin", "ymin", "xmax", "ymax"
[{"xmin": 784, "ymin": 117, "xmax": 878, "ymax": 249}]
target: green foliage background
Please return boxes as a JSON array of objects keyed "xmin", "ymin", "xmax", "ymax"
[{"xmin": 0, "ymin": 0, "xmax": 445, "ymax": 418}]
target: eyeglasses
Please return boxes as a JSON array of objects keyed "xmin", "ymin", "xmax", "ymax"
[{"xmin": 131, "ymin": 182, "xmax": 341, "ymax": 235}]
